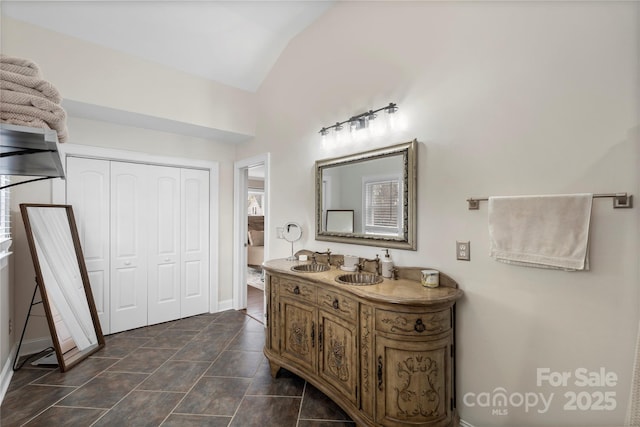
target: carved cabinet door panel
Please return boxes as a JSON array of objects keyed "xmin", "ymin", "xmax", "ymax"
[
  {"xmin": 318, "ymin": 310, "xmax": 357, "ymax": 404},
  {"xmin": 375, "ymin": 334, "xmax": 453, "ymax": 427},
  {"xmin": 280, "ymin": 297, "xmax": 317, "ymax": 372}
]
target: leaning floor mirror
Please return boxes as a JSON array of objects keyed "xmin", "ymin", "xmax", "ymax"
[{"xmin": 21, "ymin": 204, "xmax": 105, "ymax": 372}]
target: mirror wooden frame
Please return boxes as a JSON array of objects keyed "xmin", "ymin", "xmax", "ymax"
[
  {"xmin": 21, "ymin": 203, "xmax": 105, "ymax": 372},
  {"xmin": 315, "ymin": 139, "xmax": 417, "ymax": 250}
]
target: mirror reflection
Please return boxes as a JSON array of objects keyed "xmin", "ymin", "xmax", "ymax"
[
  {"xmin": 315, "ymin": 140, "xmax": 417, "ymax": 250},
  {"xmin": 21, "ymin": 204, "xmax": 104, "ymax": 372}
]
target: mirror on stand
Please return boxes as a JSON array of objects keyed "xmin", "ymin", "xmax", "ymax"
[{"xmin": 19, "ymin": 204, "xmax": 105, "ymax": 372}]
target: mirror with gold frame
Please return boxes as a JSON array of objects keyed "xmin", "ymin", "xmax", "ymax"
[
  {"xmin": 21, "ymin": 203, "xmax": 105, "ymax": 372},
  {"xmin": 315, "ymin": 140, "xmax": 417, "ymax": 250}
]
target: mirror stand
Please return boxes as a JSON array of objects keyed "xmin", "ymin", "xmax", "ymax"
[
  {"xmin": 282, "ymin": 222, "xmax": 302, "ymax": 261},
  {"xmin": 12, "ymin": 277, "xmax": 56, "ymax": 370}
]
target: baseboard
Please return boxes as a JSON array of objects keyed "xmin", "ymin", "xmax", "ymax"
[
  {"xmin": 217, "ymin": 299, "xmax": 233, "ymax": 312},
  {"xmin": 459, "ymin": 419, "xmax": 475, "ymax": 427},
  {"xmin": 0, "ymin": 344, "xmax": 16, "ymax": 404}
]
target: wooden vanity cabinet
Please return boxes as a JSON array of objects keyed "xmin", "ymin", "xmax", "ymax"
[{"xmin": 264, "ymin": 261, "xmax": 462, "ymax": 427}]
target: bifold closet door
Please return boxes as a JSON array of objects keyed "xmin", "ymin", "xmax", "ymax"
[
  {"xmin": 181, "ymin": 168, "xmax": 210, "ymax": 317},
  {"xmin": 66, "ymin": 157, "xmax": 111, "ymax": 334},
  {"xmin": 110, "ymin": 161, "xmax": 148, "ymax": 333},
  {"xmin": 147, "ymin": 166, "xmax": 181, "ymax": 325}
]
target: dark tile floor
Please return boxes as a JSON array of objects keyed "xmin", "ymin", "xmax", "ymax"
[
  {"xmin": 1, "ymin": 310, "xmax": 354, "ymax": 427},
  {"xmin": 244, "ymin": 284, "xmax": 264, "ymax": 322}
]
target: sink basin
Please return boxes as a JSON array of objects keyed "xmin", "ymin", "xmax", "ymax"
[
  {"xmin": 291, "ymin": 263, "xmax": 330, "ymax": 273},
  {"xmin": 335, "ymin": 272, "xmax": 384, "ymax": 286}
]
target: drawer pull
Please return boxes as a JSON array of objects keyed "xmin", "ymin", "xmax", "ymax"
[
  {"xmin": 377, "ymin": 356, "xmax": 383, "ymax": 391},
  {"xmin": 414, "ymin": 318, "xmax": 426, "ymax": 333},
  {"xmin": 293, "ymin": 286, "xmax": 300, "ymax": 295},
  {"xmin": 332, "ymin": 298, "xmax": 340, "ymax": 310}
]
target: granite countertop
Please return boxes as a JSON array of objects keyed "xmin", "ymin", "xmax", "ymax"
[{"xmin": 263, "ymin": 258, "xmax": 463, "ymax": 306}]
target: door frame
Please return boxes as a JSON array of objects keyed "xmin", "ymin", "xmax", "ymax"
[
  {"xmin": 233, "ymin": 153, "xmax": 270, "ymax": 310},
  {"xmin": 52, "ymin": 143, "xmax": 220, "ymax": 313}
]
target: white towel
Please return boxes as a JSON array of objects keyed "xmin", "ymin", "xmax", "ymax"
[{"xmin": 488, "ymin": 193, "xmax": 593, "ymax": 271}]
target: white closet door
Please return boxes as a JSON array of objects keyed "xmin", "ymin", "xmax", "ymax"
[
  {"xmin": 147, "ymin": 165, "xmax": 181, "ymax": 324},
  {"xmin": 66, "ymin": 157, "xmax": 111, "ymax": 334},
  {"xmin": 110, "ymin": 161, "xmax": 148, "ymax": 333},
  {"xmin": 181, "ymin": 168, "xmax": 210, "ymax": 317}
]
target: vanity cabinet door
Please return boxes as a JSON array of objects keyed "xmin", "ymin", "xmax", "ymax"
[
  {"xmin": 318, "ymin": 309, "xmax": 358, "ymax": 404},
  {"xmin": 280, "ymin": 297, "xmax": 317, "ymax": 373},
  {"xmin": 375, "ymin": 334, "xmax": 453, "ymax": 427}
]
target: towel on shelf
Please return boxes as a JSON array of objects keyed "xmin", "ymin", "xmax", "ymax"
[
  {"xmin": 0, "ymin": 70, "xmax": 62, "ymax": 103},
  {"xmin": 0, "ymin": 54, "xmax": 41, "ymax": 78},
  {"xmin": 1, "ymin": 89, "xmax": 68, "ymax": 142},
  {"xmin": 0, "ymin": 55, "xmax": 68, "ymax": 142},
  {"xmin": 488, "ymin": 193, "xmax": 593, "ymax": 271}
]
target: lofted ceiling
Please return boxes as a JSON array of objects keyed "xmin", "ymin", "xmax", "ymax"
[{"xmin": 1, "ymin": 1, "xmax": 334, "ymax": 92}]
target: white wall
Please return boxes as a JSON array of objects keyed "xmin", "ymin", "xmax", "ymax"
[
  {"xmin": 236, "ymin": 2, "xmax": 640, "ymax": 426},
  {"xmin": 1, "ymin": 17, "xmax": 256, "ymax": 138}
]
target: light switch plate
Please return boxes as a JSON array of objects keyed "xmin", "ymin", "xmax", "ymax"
[{"xmin": 456, "ymin": 241, "xmax": 470, "ymax": 261}]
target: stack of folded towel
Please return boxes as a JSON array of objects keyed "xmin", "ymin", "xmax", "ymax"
[{"xmin": 0, "ymin": 54, "xmax": 68, "ymax": 142}]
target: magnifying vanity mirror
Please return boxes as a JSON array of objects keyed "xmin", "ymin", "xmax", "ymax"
[
  {"xmin": 315, "ymin": 140, "xmax": 417, "ymax": 250},
  {"xmin": 20, "ymin": 204, "xmax": 105, "ymax": 372},
  {"xmin": 282, "ymin": 222, "xmax": 302, "ymax": 260}
]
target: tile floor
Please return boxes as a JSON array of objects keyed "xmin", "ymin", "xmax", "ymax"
[
  {"xmin": 1, "ymin": 310, "xmax": 355, "ymax": 426},
  {"xmin": 244, "ymin": 284, "xmax": 264, "ymax": 322}
]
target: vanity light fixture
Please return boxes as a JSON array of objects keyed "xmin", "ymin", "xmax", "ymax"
[{"xmin": 319, "ymin": 102, "xmax": 398, "ymax": 138}]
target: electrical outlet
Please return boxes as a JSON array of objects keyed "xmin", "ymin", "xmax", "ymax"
[{"xmin": 456, "ymin": 241, "xmax": 470, "ymax": 261}]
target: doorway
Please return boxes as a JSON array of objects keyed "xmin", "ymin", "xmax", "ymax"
[{"xmin": 233, "ymin": 153, "xmax": 269, "ymax": 323}]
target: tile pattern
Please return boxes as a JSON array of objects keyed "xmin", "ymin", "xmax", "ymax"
[{"xmin": 1, "ymin": 310, "xmax": 355, "ymax": 426}]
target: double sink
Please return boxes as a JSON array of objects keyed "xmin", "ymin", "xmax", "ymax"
[{"xmin": 290, "ymin": 263, "xmax": 383, "ymax": 285}]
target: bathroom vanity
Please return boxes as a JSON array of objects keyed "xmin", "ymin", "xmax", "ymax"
[{"xmin": 263, "ymin": 257, "xmax": 463, "ymax": 427}]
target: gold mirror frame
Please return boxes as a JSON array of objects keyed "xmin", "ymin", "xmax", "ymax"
[
  {"xmin": 315, "ymin": 139, "xmax": 417, "ymax": 250},
  {"xmin": 21, "ymin": 204, "xmax": 105, "ymax": 372}
]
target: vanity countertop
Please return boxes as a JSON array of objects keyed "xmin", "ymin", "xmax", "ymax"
[{"xmin": 263, "ymin": 258, "xmax": 463, "ymax": 306}]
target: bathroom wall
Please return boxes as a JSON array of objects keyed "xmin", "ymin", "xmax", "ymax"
[
  {"xmin": 236, "ymin": 2, "xmax": 640, "ymax": 426},
  {"xmin": 1, "ymin": 17, "xmax": 256, "ymax": 138}
]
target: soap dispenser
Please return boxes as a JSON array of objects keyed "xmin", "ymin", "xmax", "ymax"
[{"xmin": 381, "ymin": 249, "xmax": 394, "ymax": 278}]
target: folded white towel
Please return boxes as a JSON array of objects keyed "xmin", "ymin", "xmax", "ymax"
[{"xmin": 488, "ymin": 193, "xmax": 593, "ymax": 271}]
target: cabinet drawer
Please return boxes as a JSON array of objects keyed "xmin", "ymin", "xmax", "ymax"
[
  {"xmin": 375, "ymin": 308, "xmax": 450, "ymax": 336},
  {"xmin": 318, "ymin": 290, "xmax": 357, "ymax": 323},
  {"xmin": 279, "ymin": 279, "xmax": 316, "ymax": 304}
]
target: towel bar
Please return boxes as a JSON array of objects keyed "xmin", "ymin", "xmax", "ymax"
[{"xmin": 467, "ymin": 192, "xmax": 633, "ymax": 210}]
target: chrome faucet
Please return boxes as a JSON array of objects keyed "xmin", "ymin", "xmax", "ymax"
[
  {"xmin": 312, "ymin": 248, "xmax": 332, "ymax": 265},
  {"xmin": 358, "ymin": 255, "xmax": 380, "ymax": 275}
]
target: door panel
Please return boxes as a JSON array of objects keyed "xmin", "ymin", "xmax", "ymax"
[
  {"xmin": 148, "ymin": 166, "xmax": 181, "ymax": 324},
  {"xmin": 318, "ymin": 310, "xmax": 357, "ymax": 403},
  {"xmin": 280, "ymin": 297, "xmax": 316, "ymax": 372},
  {"xmin": 110, "ymin": 162, "xmax": 148, "ymax": 333},
  {"xmin": 66, "ymin": 157, "xmax": 110, "ymax": 333},
  {"xmin": 181, "ymin": 169, "xmax": 209, "ymax": 317},
  {"xmin": 375, "ymin": 335, "xmax": 452, "ymax": 427}
]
